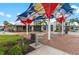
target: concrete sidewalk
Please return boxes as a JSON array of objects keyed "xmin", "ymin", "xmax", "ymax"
[{"xmin": 27, "ymin": 44, "xmax": 69, "ymax": 55}]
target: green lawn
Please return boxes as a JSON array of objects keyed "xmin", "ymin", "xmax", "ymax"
[{"xmin": 0, "ymin": 35, "xmax": 24, "ymax": 46}]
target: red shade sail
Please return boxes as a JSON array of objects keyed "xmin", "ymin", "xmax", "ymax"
[
  {"xmin": 21, "ymin": 19, "xmax": 33, "ymax": 25},
  {"xmin": 58, "ymin": 15, "xmax": 65, "ymax": 23},
  {"xmin": 42, "ymin": 3, "xmax": 58, "ymax": 20}
]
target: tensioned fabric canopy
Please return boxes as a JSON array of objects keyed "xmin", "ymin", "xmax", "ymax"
[
  {"xmin": 16, "ymin": 3, "xmax": 74, "ymax": 23},
  {"xmin": 16, "ymin": 3, "xmax": 74, "ymax": 40}
]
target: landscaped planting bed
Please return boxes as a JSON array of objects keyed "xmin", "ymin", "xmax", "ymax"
[{"xmin": 0, "ymin": 35, "xmax": 35, "ymax": 55}]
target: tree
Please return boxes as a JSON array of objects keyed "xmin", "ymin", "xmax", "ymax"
[
  {"xmin": 69, "ymin": 18, "xmax": 79, "ymax": 23},
  {"xmin": 3, "ymin": 21, "xmax": 12, "ymax": 26},
  {"xmin": 3, "ymin": 21, "xmax": 13, "ymax": 32}
]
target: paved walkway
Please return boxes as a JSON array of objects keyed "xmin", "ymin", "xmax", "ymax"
[
  {"xmin": 39, "ymin": 34, "xmax": 79, "ymax": 55},
  {"xmin": 27, "ymin": 44, "xmax": 68, "ymax": 55}
]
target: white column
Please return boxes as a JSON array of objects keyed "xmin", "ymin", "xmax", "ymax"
[
  {"xmin": 62, "ymin": 22, "xmax": 64, "ymax": 34},
  {"xmin": 26, "ymin": 24, "xmax": 28, "ymax": 35},
  {"xmin": 41, "ymin": 26, "xmax": 44, "ymax": 31},
  {"xmin": 53, "ymin": 22, "xmax": 56, "ymax": 32},
  {"xmin": 32, "ymin": 26, "xmax": 34, "ymax": 31},
  {"xmin": 48, "ymin": 21, "xmax": 51, "ymax": 40}
]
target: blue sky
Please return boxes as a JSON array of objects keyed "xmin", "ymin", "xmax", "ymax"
[
  {"xmin": 0, "ymin": 3, "xmax": 30, "ymax": 26},
  {"xmin": 69, "ymin": 3, "xmax": 79, "ymax": 19},
  {"xmin": 0, "ymin": 3, "xmax": 79, "ymax": 26}
]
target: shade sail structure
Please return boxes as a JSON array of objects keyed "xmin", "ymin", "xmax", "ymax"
[
  {"xmin": 17, "ymin": 3, "xmax": 45, "ymax": 21},
  {"xmin": 55, "ymin": 3, "xmax": 74, "ymax": 23},
  {"xmin": 34, "ymin": 3, "xmax": 45, "ymax": 14},
  {"xmin": 33, "ymin": 14, "xmax": 46, "ymax": 20},
  {"xmin": 16, "ymin": 3, "xmax": 75, "ymax": 40},
  {"xmin": 42, "ymin": 3, "xmax": 59, "ymax": 40},
  {"xmin": 17, "ymin": 3, "xmax": 63, "ymax": 22},
  {"xmin": 18, "ymin": 3, "xmax": 35, "ymax": 17},
  {"xmin": 16, "ymin": 3, "xmax": 74, "ymax": 24},
  {"xmin": 61, "ymin": 3, "xmax": 74, "ymax": 14},
  {"xmin": 42, "ymin": 3, "xmax": 59, "ymax": 19},
  {"xmin": 21, "ymin": 19, "xmax": 33, "ymax": 25},
  {"xmin": 58, "ymin": 15, "xmax": 65, "ymax": 23}
]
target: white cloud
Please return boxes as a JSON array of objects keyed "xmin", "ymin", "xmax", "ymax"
[
  {"xmin": 17, "ymin": 13, "xmax": 21, "ymax": 15},
  {"xmin": 71, "ymin": 5, "xmax": 78, "ymax": 9},
  {"xmin": 9, "ymin": 21, "xmax": 15, "ymax": 25},
  {"xmin": 0, "ymin": 12, "xmax": 5, "ymax": 16},
  {"xmin": 0, "ymin": 12, "xmax": 12, "ymax": 18},
  {"xmin": 6, "ymin": 14, "xmax": 11, "ymax": 18},
  {"xmin": 76, "ymin": 8, "xmax": 79, "ymax": 14},
  {"xmin": 71, "ymin": 5, "xmax": 79, "ymax": 14}
]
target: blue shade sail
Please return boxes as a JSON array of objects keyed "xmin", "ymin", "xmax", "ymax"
[{"xmin": 61, "ymin": 3, "xmax": 74, "ymax": 14}]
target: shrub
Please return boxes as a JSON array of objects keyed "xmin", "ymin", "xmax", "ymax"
[
  {"xmin": 21, "ymin": 44, "xmax": 30, "ymax": 54},
  {"xmin": 55, "ymin": 29, "xmax": 62, "ymax": 32},
  {"xmin": 8, "ymin": 45, "xmax": 23, "ymax": 55},
  {"xmin": 0, "ymin": 47, "xmax": 7, "ymax": 55}
]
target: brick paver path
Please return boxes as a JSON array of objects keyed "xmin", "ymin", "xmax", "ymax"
[{"xmin": 39, "ymin": 33, "xmax": 79, "ymax": 55}]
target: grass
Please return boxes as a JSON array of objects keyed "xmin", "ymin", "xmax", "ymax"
[
  {"xmin": 0, "ymin": 35, "xmax": 24, "ymax": 46},
  {"xmin": 0, "ymin": 35, "xmax": 35, "ymax": 55},
  {"xmin": 0, "ymin": 47, "xmax": 7, "ymax": 55}
]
